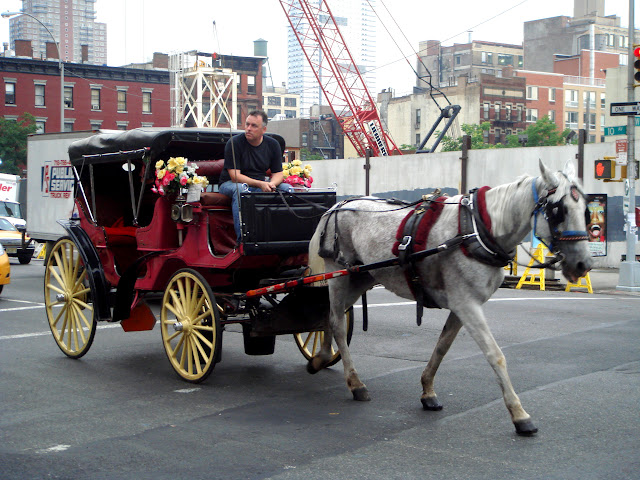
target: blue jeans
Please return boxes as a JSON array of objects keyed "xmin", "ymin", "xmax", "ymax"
[{"xmin": 218, "ymin": 181, "xmax": 294, "ymax": 242}]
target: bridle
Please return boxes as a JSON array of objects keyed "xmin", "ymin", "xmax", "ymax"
[{"xmin": 530, "ymin": 178, "xmax": 589, "ymax": 263}]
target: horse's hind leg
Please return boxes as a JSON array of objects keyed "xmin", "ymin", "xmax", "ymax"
[
  {"xmin": 455, "ymin": 303, "xmax": 538, "ymax": 436},
  {"xmin": 420, "ymin": 312, "xmax": 463, "ymax": 411}
]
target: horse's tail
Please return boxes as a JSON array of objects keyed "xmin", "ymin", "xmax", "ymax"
[{"xmin": 308, "ymin": 218, "xmax": 328, "ymax": 287}]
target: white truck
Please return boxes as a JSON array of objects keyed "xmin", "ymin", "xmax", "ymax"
[
  {"xmin": 26, "ymin": 131, "xmax": 110, "ymax": 254},
  {"xmin": 0, "ymin": 173, "xmax": 26, "ymax": 232}
]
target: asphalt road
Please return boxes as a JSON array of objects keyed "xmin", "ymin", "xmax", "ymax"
[{"xmin": 0, "ymin": 259, "xmax": 639, "ymax": 480}]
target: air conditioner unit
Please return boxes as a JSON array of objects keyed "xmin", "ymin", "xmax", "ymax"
[{"xmin": 91, "ymin": 105, "xmax": 100, "ymax": 110}]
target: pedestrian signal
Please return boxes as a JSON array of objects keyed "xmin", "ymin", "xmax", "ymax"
[{"xmin": 594, "ymin": 159, "xmax": 614, "ymax": 179}]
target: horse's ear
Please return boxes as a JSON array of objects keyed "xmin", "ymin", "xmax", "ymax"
[
  {"xmin": 562, "ymin": 159, "xmax": 577, "ymax": 182},
  {"xmin": 538, "ymin": 159, "xmax": 558, "ymax": 188}
]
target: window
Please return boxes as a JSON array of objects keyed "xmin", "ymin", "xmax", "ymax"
[
  {"xmin": 455, "ymin": 55, "xmax": 462, "ymax": 65},
  {"xmin": 35, "ymin": 84, "xmax": 45, "ymax": 107},
  {"xmin": 548, "ymin": 88, "xmax": 556, "ymax": 103},
  {"xmin": 267, "ymin": 96, "xmax": 281, "ymax": 106},
  {"xmin": 91, "ymin": 88, "xmax": 100, "ymax": 110},
  {"xmin": 5, "ymin": 82, "xmax": 15, "ymax": 105},
  {"xmin": 483, "ymin": 103, "xmax": 490, "ymax": 120},
  {"xmin": 247, "ymin": 75, "xmax": 256, "ymax": 94},
  {"xmin": 236, "ymin": 75, "xmax": 242, "ymax": 94},
  {"xmin": 494, "ymin": 128, "xmax": 501, "ymax": 144},
  {"xmin": 415, "ymin": 133, "xmax": 421, "ymax": 146},
  {"xmin": 526, "ymin": 86, "xmax": 538, "ymax": 100},
  {"xmin": 505, "ymin": 105, "xmax": 512, "ymax": 121},
  {"xmin": 583, "ymin": 112, "xmax": 596, "ymax": 129},
  {"xmin": 526, "ymin": 108, "xmax": 538, "ymax": 122},
  {"xmin": 600, "ymin": 114, "xmax": 606, "ymax": 128},
  {"xmin": 117, "ymin": 89, "xmax": 127, "ymax": 112},
  {"xmin": 301, "ymin": 132, "xmax": 308, "ymax": 146},
  {"xmin": 285, "ymin": 110, "xmax": 296, "ymax": 118},
  {"xmin": 583, "ymin": 91, "xmax": 595, "ymax": 109},
  {"xmin": 142, "ymin": 91, "xmax": 151, "ymax": 113},
  {"xmin": 35, "ymin": 120, "xmax": 45, "ymax": 133},
  {"xmin": 267, "ymin": 108, "xmax": 279, "ymax": 118},
  {"xmin": 517, "ymin": 56, "xmax": 523, "ymax": 68},
  {"xmin": 63, "ymin": 121, "xmax": 74, "ymax": 132},
  {"xmin": 548, "ymin": 110, "xmax": 556, "ymax": 123},
  {"xmin": 64, "ymin": 86, "xmax": 73, "ymax": 108},
  {"xmin": 498, "ymin": 54, "xmax": 513, "ymax": 66},
  {"xmin": 284, "ymin": 97, "xmax": 296, "ymax": 107},
  {"xmin": 565, "ymin": 111, "xmax": 579, "ymax": 129},
  {"xmin": 565, "ymin": 89, "xmax": 578, "ymax": 107},
  {"xmin": 481, "ymin": 52, "xmax": 493, "ymax": 64},
  {"xmin": 116, "ymin": 121, "xmax": 128, "ymax": 131},
  {"xmin": 494, "ymin": 103, "xmax": 501, "ymax": 120},
  {"xmin": 600, "ymin": 93, "xmax": 606, "ymax": 109},
  {"xmin": 415, "ymin": 108, "xmax": 421, "ymax": 128}
]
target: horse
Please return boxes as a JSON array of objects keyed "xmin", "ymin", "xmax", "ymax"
[{"xmin": 307, "ymin": 159, "xmax": 592, "ymax": 436}]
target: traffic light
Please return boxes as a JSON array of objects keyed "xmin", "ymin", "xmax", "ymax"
[
  {"xmin": 594, "ymin": 159, "xmax": 614, "ymax": 179},
  {"xmin": 635, "ymin": 45, "xmax": 640, "ymax": 85}
]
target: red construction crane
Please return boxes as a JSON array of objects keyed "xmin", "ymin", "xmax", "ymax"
[{"xmin": 279, "ymin": 0, "xmax": 401, "ymax": 157}]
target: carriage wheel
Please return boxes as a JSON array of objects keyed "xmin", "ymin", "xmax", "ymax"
[
  {"xmin": 44, "ymin": 237, "xmax": 97, "ymax": 359},
  {"xmin": 294, "ymin": 307, "xmax": 354, "ymax": 367},
  {"xmin": 160, "ymin": 269, "xmax": 222, "ymax": 383}
]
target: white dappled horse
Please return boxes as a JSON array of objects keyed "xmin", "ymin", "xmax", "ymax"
[{"xmin": 308, "ymin": 160, "xmax": 592, "ymax": 436}]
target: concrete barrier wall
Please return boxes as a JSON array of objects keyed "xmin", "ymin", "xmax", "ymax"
[{"xmin": 306, "ymin": 142, "xmax": 639, "ymax": 268}]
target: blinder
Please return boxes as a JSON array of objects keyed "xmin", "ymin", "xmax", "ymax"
[{"xmin": 532, "ymin": 180, "xmax": 589, "ymax": 252}]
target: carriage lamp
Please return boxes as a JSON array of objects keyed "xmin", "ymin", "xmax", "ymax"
[{"xmin": 170, "ymin": 202, "xmax": 194, "ymax": 223}]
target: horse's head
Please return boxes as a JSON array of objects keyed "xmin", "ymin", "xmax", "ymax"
[{"xmin": 534, "ymin": 159, "xmax": 593, "ymax": 282}]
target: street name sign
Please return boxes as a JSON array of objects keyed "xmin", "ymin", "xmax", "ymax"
[{"xmin": 610, "ymin": 101, "xmax": 640, "ymax": 116}]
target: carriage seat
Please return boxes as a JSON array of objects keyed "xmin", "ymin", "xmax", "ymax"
[{"xmin": 104, "ymin": 218, "xmax": 137, "ymax": 246}]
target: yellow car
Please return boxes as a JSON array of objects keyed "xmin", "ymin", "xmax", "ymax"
[
  {"xmin": 0, "ymin": 217, "xmax": 34, "ymax": 264},
  {"xmin": 0, "ymin": 243, "xmax": 9, "ymax": 294}
]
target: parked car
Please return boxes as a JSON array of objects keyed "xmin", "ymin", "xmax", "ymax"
[
  {"xmin": 0, "ymin": 243, "xmax": 9, "ymax": 294},
  {"xmin": 0, "ymin": 217, "xmax": 34, "ymax": 264}
]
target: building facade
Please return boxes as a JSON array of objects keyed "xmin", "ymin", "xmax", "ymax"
[
  {"xmin": 8, "ymin": 0, "xmax": 107, "ymax": 65},
  {"xmin": 524, "ymin": 0, "xmax": 638, "ymax": 73},
  {"xmin": 286, "ymin": 0, "xmax": 377, "ymax": 116},
  {"xmin": 416, "ymin": 40, "xmax": 524, "ymax": 89},
  {"xmin": 263, "ymin": 83, "xmax": 300, "ymax": 121},
  {"xmin": 1, "ymin": 55, "xmax": 169, "ymax": 133}
]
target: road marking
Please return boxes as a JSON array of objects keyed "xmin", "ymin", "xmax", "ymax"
[
  {"xmin": 174, "ymin": 388, "xmax": 201, "ymax": 394},
  {"xmin": 37, "ymin": 444, "xmax": 71, "ymax": 454},
  {"xmin": 0, "ymin": 297, "xmax": 616, "ymax": 341}
]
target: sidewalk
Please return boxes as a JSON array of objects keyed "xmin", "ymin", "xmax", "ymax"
[{"xmin": 503, "ymin": 268, "xmax": 640, "ymax": 295}]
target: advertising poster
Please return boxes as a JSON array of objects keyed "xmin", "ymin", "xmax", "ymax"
[{"xmin": 586, "ymin": 194, "xmax": 607, "ymax": 257}]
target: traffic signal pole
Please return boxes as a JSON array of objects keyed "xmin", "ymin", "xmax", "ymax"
[{"xmin": 618, "ymin": 0, "xmax": 640, "ymax": 291}]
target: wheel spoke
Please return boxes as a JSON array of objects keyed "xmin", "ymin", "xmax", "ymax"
[
  {"xmin": 73, "ymin": 302, "xmax": 93, "ymax": 332},
  {"xmin": 190, "ymin": 337, "xmax": 204, "ymax": 374},
  {"xmin": 168, "ymin": 289, "xmax": 184, "ymax": 318},
  {"xmin": 51, "ymin": 303, "xmax": 67, "ymax": 327},
  {"xmin": 192, "ymin": 307, "xmax": 213, "ymax": 325},
  {"xmin": 193, "ymin": 329, "xmax": 213, "ymax": 350}
]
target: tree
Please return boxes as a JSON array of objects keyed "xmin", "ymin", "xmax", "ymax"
[
  {"xmin": 440, "ymin": 122, "xmax": 494, "ymax": 152},
  {"xmin": 0, "ymin": 113, "xmax": 37, "ymax": 175},
  {"xmin": 502, "ymin": 116, "xmax": 570, "ymax": 148},
  {"xmin": 300, "ymin": 148, "xmax": 324, "ymax": 160}
]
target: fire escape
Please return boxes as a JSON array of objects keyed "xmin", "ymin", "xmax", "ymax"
[{"xmin": 279, "ymin": 0, "xmax": 401, "ymax": 157}]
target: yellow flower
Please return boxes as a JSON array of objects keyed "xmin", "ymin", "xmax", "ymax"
[
  {"xmin": 290, "ymin": 166, "xmax": 302, "ymax": 175},
  {"xmin": 292, "ymin": 159, "xmax": 302, "ymax": 166},
  {"xmin": 157, "ymin": 168, "xmax": 166, "ymax": 179},
  {"xmin": 304, "ymin": 164, "xmax": 312, "ymax": 171},
  {"xmin": 174, "ymin": 165, "xmax": 184, "ymax": 175},
  {"xmin": 303, "ymin": 168, "xmax": 311, "ymax": 177},
  {"xmin": 155, "ymin": 160, "xmax": 165, "ymax": 170},
  {"xmin": 167, "ymin": 157, "xmax": 186, "ymax": 171},
  {"xmin": 283, "ymin": 168, "xmax": 290, "ymax": 178}
]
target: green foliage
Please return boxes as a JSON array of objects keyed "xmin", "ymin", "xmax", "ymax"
[
  {"xmin": 0, "ymin": 113, "xmax": 37, "ymax": 175},
  {"xmin": 502, "ymin": 116, "xmax": 570, "ymax": 148},
  {"xmin": 300, "ymin": 148, "xmax": 324, "ymax": 160},
  {"xmin": 440, "ymin": 122, "xmax": 494, "ymax": 152}
]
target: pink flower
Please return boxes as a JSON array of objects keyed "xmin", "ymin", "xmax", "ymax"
[{"xmin": 179, "ymin": 175, "xmax": 188, "ymax": 186}]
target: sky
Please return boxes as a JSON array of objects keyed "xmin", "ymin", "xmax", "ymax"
[{"xmin": 1, "ymin": 0, "xmax": 637, "ymax": 95}]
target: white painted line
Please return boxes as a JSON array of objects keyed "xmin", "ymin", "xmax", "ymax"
[
  {"xmin": 0, "ymin": 323, "xmax": 120, "ymax": 341},
  {"xmin": 174, "ymin": 388, "xmax": 201, "ymax": 394},
  {"xmin": 352, "ymin": 297, "xmax": 612, "ymax": 308},
  {"xmin": 37, "ymin": 444, "xmax": 71, "ymax": 454}
]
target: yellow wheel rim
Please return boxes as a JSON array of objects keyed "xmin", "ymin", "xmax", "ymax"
[
  {"xmin": 294, "ymin": 308, "xmax": 353, "ymax": 367},
  {"xmin": 160, "ymin": 270, "xmax": 219, "ymax": 383},
  {"xmin": 44, "ymin": 238, "xmax": 96, "ymax": 358}
]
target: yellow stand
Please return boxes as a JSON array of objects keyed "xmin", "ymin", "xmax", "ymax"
[
  {"xmin": 565, "ymin": 273, "xmax": 593, "ymax": 294},
  {"xmin": 515, "ymin": 244, "xmax": 551, "ymax": 291}
]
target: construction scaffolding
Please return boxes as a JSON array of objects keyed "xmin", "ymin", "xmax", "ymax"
[{"xmin": 169, "ymin": 51, "xmax": 238, "ymax": 129}]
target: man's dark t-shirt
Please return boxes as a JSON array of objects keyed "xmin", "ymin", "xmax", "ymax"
[{"xmin": 220, "ymin": 134, "xmax": 283, "ymax": 184}]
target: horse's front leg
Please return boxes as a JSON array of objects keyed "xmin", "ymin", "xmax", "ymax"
[
  {"xmin": 455, "ymin": 303, "xmax": 538, "ymax": 436},
  {"xmin": 420, "ymin": 311, "xmax": 463, "ymax": 410}
]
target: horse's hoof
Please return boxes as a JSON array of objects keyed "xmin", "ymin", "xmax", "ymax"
[
  {"xmin": 352, "ymin": 387, "xmax": 371, "ymax": 401},
  {"xmin": 306, "ymin": 360, "xmax": 320, "ymax": 375},
  {"xmin": 514, "ymin": 419, "xmax": 538, "ymax": 436},
  {"xmin": 421, "ymin": 396, "xmax": 443, "ymax": 411}
]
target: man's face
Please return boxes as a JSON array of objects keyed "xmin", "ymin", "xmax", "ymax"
[{"xmin": 245, "ymin": 115, "xmax": 265, "ymax": 144}]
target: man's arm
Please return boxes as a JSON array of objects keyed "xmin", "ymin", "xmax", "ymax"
[{"xmin": 227, "ymin": 169, "xmax": 276, "ymax": 192}]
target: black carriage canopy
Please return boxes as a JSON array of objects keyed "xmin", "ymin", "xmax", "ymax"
[{"xmin": 67, "ymin": 127, "xmax": 286, "ymax": 165}]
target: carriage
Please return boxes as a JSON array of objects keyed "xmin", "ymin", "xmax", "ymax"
[{"xmin": 44, "ymin": 127, "xmax": 353, "ymax": 383}]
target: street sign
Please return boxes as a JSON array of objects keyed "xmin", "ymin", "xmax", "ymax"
[
  {"xmin": 616, "ymin": 139, "xmax": 628, "ymax": 165},
  {"xmin": 610, "ymin": 101, "xmax": 640, "ymax": 116}
]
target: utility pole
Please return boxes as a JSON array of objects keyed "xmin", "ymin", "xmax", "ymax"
[{"xmin": 617, "ymin": 0, "xmax": 640, "ymax": 291}]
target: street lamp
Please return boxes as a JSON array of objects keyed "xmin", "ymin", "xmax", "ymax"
[{"xmin": 2, "ymin": 11, "xmax": 64, "ymax": 132}]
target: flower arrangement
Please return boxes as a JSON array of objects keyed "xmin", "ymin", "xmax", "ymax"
[
  {"xmin": 282, "ymin": 159, "xmax": 313, "ymax": 188},
  {"xmin": 151, "ymin": 157, "xmax": 209, "ymax": 196}
]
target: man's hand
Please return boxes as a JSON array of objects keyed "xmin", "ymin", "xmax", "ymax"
[{"xmin": 261, "ymin": 180, "xmax": 277, "ymax": 192}]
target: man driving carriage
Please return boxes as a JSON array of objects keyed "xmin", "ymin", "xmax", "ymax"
[{"xmin": 219, "ymin": 109, "xmax": 294, "ymax": 242}]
